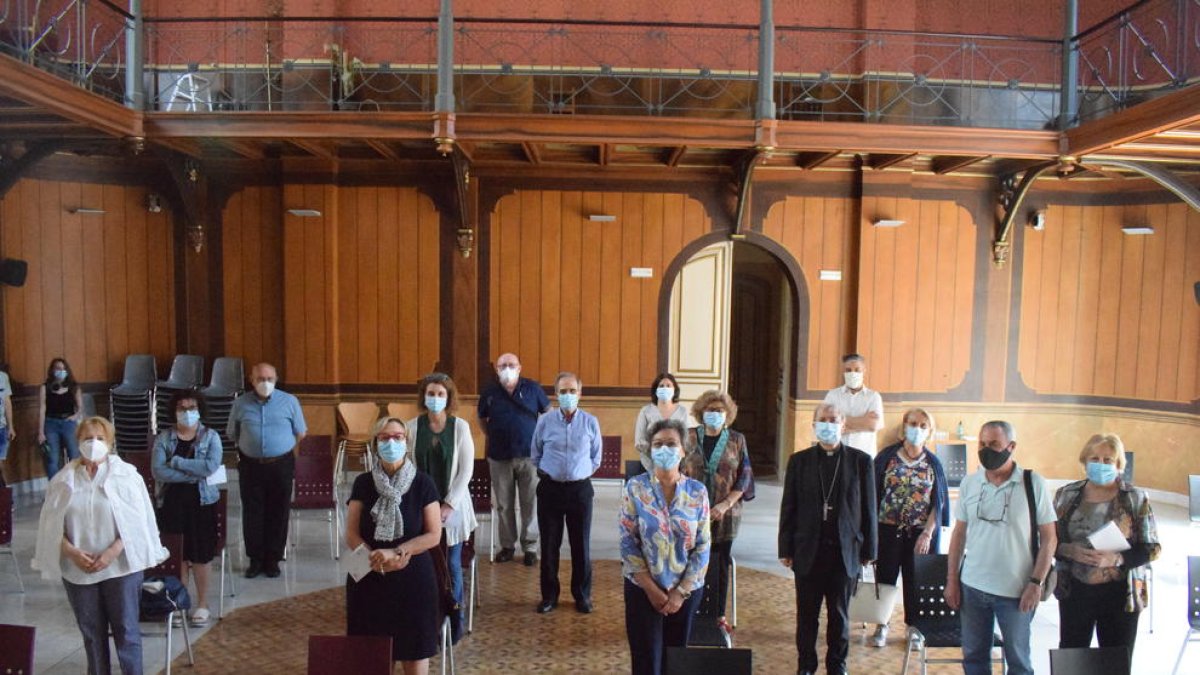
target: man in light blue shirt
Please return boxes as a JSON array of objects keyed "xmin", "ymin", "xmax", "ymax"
[
  {"xmin": 531, "ymin": 371, "xmax": 601, "ymax": 614},
  {"xmin": 227, "ymin": 363, "xmax": 307, "ymax": 579}
]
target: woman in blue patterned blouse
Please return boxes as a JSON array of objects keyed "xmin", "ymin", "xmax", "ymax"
[{"xmin": 619, "ymin": 418, "xmax": 712, "ymax": 675}]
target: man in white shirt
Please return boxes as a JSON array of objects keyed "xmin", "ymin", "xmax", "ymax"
[{"xmin": 822, "ymin": 354, "xmax": 884, "ymax": 457}]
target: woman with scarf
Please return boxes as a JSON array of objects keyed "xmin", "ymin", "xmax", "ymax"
[
  {"xmin": 870, "ymin": 407, "xmax": 951, "ymax": 648},
  {"xmin": 345, "ymin": 417, "xmax": 443, "ymax": 674},
  {"xmin": 681, "ymin": 390, "xmax": 753, "ymax": 637}
]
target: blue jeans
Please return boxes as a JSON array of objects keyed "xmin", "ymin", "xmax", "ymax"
[
  {"xmin": 960, "ymin": 583, "xmax": 1035, "ymax": 675},
  {"xmin": 0, "ymin": 430, "xmax": 9, "ymax": 460},
  {"xmin": 63, "ymin": 570, "xmax": 145, "ymax": 675},
  {"xmin": 624, "ymin": 578, "xmax": 703, "ymax": 675},
  {"xmin": 44, "ymin": 417, "xmax": 79, "ymax": 476}
]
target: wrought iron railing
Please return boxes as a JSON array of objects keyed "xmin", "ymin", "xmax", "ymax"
[
  {"xmin": 1075, "ymin": 0, "xmax": 1200, "ymax": 121},
  {"xmin": 0, "ymin": 0, "xmax": 130, "ymax": 102}
]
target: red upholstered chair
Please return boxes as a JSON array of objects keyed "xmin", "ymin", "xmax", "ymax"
[
  {"xmin": 291, "ymin": 437, "xmax": 340, "ymax": 560},
  {"xmin": 0, "ymin": 623, "xmax": 36, "ymax": 674},
  {"xmin": 122, "ymin": 449, "xmax": 156, "ymax": 502},
  {"xmin": 0, "ymin": 487, "xmax": 23, "ymax": 592},
  {"xmin": 307, "ymin": 635, "xmax": 392, "ymax": 675},
  {"xmin": 593, "ymin": 435, "xmax": 623, "ymax": 483},
  {"xmin": 468, "ymin": 458, "xmax": 496, "ymax": 561}
]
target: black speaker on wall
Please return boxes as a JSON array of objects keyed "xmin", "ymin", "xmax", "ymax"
[{"xmin": 0, "ymin": 258, "xmax": 28, "ymax": 287}]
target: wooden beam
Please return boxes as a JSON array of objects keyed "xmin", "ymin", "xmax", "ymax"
[
  {"xmin": 456, "ymin": 141, "xmax": 476, "ymax": 163},
  {"xmin": 931, "ymin": 155, "xmax": 990, "ymax": 174},
  {"xmin": 869, "ymin": 152, "xmax": 917, "ymax": 170},
  {"xmin": 152, "ymin": 137, "xmax": 205, "ymax": 158},
  {"xmin": 796, "ymin": 150, "xmax": 840, "ymax": 170},
  {"xmin": 0, "ymin": 53, "xmax": 139, "ymax": 138},
  {"xmin": 218, "ymin": 138, "xmax": 267, "ymax": 160},
  {"xmin": 364, "ymin": 138, "xmax": 399, "ymax": 161},
  {"xmin": 0, "ymin": 140, "xmax": 64, "ymax": 198},
  {"xmin": 520, "ymin": 141, "xmax": 542, "ymax": 165},
  {"xmin": 775, "ymin": 120, "xmax": 1057, "ymax": 158},
  {"xmin": 598, "ymin": 143, "xmax": 610, "ymax": 166},
  {"xmin": 289, "ymin": 139, "xmax": 338, "ymax": 161},
  {"xmin": 665, "ymin": 145, "xmax": 688, "ymax": 167},
  {"xmin": 1066, "ymin": 86, "xmax": 1200, "ymax": 156}
]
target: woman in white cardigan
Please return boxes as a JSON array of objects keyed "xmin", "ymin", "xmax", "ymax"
[
  {"xmin": 406, "ymin": 372, "xmax": 477, "ymax": 629},
  {"xmin": 34, "ymin": 416, "xmax": 167, "ymax": 675},
  {"xmin": 634, "ymin": 373, "xmax": 692, "ymax": 472}
]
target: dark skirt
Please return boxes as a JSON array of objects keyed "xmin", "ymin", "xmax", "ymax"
[
  {"xmin": 159, "ymin": 483, "xmax": 218, "ymax": 564},
  {"xmin": 346, "ymin": 551, "xmax": 439, "ymax": 661}
]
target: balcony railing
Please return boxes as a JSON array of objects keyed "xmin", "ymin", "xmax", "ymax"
[{"xmin": 0, "ymin": 2, "xmax": 1195, "ymax": 131}]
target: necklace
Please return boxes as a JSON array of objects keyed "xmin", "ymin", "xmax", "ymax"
[{"xmin": 817, "ymin": 450, "xmax": 844, "ymax": 522}]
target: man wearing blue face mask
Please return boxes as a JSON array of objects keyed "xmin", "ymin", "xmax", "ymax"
[
  {"xmin": 530, "ymin": 371, "xmax": 602, "ymax": 614},
  {"xmin": 778, "ymin": 404, "xmax": 877, "ymax": 675}
]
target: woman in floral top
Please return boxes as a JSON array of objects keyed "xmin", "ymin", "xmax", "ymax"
[
  {"xmin": 870, "ymin": 407, "xmax": 950, "ymax": 648},
  {"xmin": 1054, "ymin": 433, "xmax": 1159, "ymax": 656},
  {"xmin": 620, "ymin": 418, "xmax": 711, "ymax": 675}
]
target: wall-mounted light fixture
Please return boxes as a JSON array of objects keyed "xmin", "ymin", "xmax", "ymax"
[
  {"xmin": 286, "ymin": 209, "xmax": 323, "ymax": 217},
  {"xmin": 1028, "ymin": 210, "xmax": 1045, "ymax": 231},
  {"xmin": 456, "ymin": 228, "xmax": 475, "ymax": 258},
  {"xmin": 68, "ymin": 207, "xmax": 106, "ymax": 215},
  {"xmin": 872, "ymin": 218, "xmax": 904, "ymax": 227},
  {"xmin": 819, "ymin": 270, "xmax": 843, "ymax": 281},
  {"xmin": 588, "ymin": 214, "xmax": 616, "ymax": 222},
  {"xmin": 146, "ymin": 194, "xmax": 163, "ymax": 213},
  {"xmin": 1121, "ymin": 226, "xmax": 1154, "ymax": 235}
]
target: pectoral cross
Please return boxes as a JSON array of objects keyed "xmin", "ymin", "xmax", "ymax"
[{"xmin": 823, "ymin": 502, "xmax": 832, "ymax": 521}]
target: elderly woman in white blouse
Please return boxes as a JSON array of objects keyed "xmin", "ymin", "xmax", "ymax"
[
  {"xmin": 634, "ymin": 373, "xmax": 691, "ymax": 473},
  {"xmin": 34, "ymin": 416, "xmax": 167, "ymax": 675}
]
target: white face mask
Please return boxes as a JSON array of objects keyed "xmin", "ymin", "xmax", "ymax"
[
  {"xmin": 843, "ymin": 371, "xmax": 864, "ymax": 389},
  {"xmin": 80, "ymin": 438, "xmax": 109, "ymax": 462},
  {"xmin": 498, "ymin": 367, "xmax": 518, "ymax": 384},
  {"xmin": 254, "ymin": 380, "xmax": 276, "ymax": 398}
]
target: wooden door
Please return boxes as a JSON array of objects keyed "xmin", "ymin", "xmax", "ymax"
[
  {"xmin": 668, "ymin": 242, "xmax": 732, "ymax": 403},
  {"xmin": 728, "ymin": 268, "xmax": 781, "ymax": 476}
]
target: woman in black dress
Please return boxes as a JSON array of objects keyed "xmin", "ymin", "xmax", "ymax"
[
  {"xmin": 151, "ymin": 390, "xmax": 223, "ymax": 626},
  {"xmin": 346, "ymin": 416, "xmax": 443, "ymax": 674}
]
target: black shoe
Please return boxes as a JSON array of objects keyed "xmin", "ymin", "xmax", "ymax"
[
  {"xmin": 495, "ymin": 548, "xmax": 514, "ymax": 563},
  {"xmin": 575, "ymin": 598, "xmax": 593, "ymax": 614},
  {"xmin": 536, "ymin": 601, "xmax": 556, "ymax": 614},
  {"xmin": 245, "ymin": 560, "xmax": 263, "ymax": 579},
  {"xmin": 264, "ymin": 561, "xmax": 281, "ymax": 578},
  {"xmin": 523, "ymin": 551, "xmax": 537, "ymax": 567}
]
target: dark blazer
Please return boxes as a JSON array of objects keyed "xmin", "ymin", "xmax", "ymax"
[{"xmin": 778, "ymin": 443, "xmax": 878, "ymax": 578}]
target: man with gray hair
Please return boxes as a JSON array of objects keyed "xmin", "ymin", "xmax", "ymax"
[
  {"xmin": 530, "ymin": 372, "xmax": 602, "ymax": 614},
  {"xmin": 944, "ymin": 420, "xmax": 1057, "ymax": 675}
]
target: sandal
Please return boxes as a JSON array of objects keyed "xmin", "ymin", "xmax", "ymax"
[{"xmin": 189, "ymin": 608, "xmax": 211, "ymax": 626}]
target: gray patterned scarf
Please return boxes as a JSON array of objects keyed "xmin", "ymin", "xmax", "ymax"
[{"xmin": 370, "ymin": 459, "xmax": 417, "ymax": 542}]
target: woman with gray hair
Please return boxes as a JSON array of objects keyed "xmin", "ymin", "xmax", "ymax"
[{"xmin": 344, "ymin": 417, "xmax": 443, "ymax": 674}]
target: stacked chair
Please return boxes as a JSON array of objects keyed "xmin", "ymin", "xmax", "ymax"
[
  {"xmin": 110, "ymin": 355, "xmax": 158, "ymax": 453},
  {"xmin": 154, "ymin": 356, "xmax": 205, "ymax": 433},
  {"xmin": 199, "ymin": 357, "xmax": 245, "ymax": 455}
]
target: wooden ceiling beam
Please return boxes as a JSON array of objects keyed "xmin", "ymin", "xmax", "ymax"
[
  {"xmin": 931, "ymin": 155, "xmax": 990, "ymax": 174},
  {"xmin": 665, "ymin": 145, "xmax": 688, "ymax": 167},
  {"xmin": 219, "ymin": 138, "xmax": 267, "ymax": 160},
  {"xmin": 152, "ymin": 137, "xmax": 205, "ymax": 158},
  {"xmin": 521, "ymin": 141, "xmax": 542, "ymax": 165},
  {"xmin": 796, "ymin": 150, "xmax": 840, "ymax": 170},
  {"xmin": 456, "ymin": 141, "xmax": 476, "ymax": 162},
  {"xmin": 598, "ymin": 143, "xmax": 610, "ymax": 166},
  {"xmin": 0, "ymin": 53, "xmax": 139, "ymax": 138},
  {"xmin": 1066, "ymin": 86, "xmax": 1200, "ymax": 156},
  {"xmin": 290, "ymin": 139, "xmax": 338, "ymax": 161},
  {"xmin": 365, "ymin": 138, "xmax": 399, "ymax": 161},
  {"xmin": 869, "ymin": 152, "xmax": 918, "ymax": 170}
]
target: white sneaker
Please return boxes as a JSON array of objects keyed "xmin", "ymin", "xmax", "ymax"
[{"xmin": 872, "ymin": 625, "xmax": 888, "ymax": 648}]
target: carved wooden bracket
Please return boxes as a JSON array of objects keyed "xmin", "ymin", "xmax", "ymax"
[
  {"xmin": 732, "ymin": 147, "xmax": 770, "ymax": 237},
  {"xmin": 0, "ymin": 141, "xmax": 64, "ymax": 199},
  {"xmin": 994, "ymin": 160, "xmax": 1056, "ymax": 267}
]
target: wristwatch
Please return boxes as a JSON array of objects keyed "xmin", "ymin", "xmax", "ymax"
[
  {"xmin": 675, "ymin": 586, "xmax": 692, "ymax": 599},
  {"xmin": 1028, "ymin": 576, "xmax": 1043, "ymax": 586}
]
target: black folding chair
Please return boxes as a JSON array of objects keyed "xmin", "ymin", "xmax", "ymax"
[
  {"xmin": 903, "ymin": 554, "xmax": 1005, "ymax": 675},
  {"xmin": 1171, "ymin": 555, "xmax": 1200, "ymax": 675},
  {"xmin": 665, "ymin": 646, "xmax": 751, "ymax": 674},
  {"xmin": 1049, "ymin": 646, "xmax": 1130, "ymax": 675}
]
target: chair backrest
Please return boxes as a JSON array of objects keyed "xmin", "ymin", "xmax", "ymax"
[
  {"xmin": 307, "ymin": 635, "xmax": 393, "ymax": 675},
  {"xmin": 469, "ymin": 458, "xmax": 492, "ymax": 512},
  {"xmin": 147, "ymin": 533, "xmax": 184, "ymax": 578},
  {"xmin": 911, "ymin": 554, "xmax": 960, "ymax": 634},
  {"xmin": 1189, "ymin": 475, "xmax": 1200, "ymax": 523},
  {"xmin": 0, "ymin": 487, "xmax": 13, "ymax": 547},
  {"xmin": 165, "ymin": 355, "xmax": 204, "ymax": 387},
  {"xmin": 625, "ymin": 459, "xmax": 647, "ymax": 480},
  {"xmin": 665, "ymin": 646, "xmax": 752, "ymax": 674},
  {"xmin": 294, "ymin": 449, "xmax": 335, "ymax": 509},
  {"xmin": 299, "ymin": 435, "xmax": 333, "ymax": 457},
  {"xmin": 385, "ymin": 402, "xmax": 419, "ymax": 423},
  {"xmin": 80, "ymin": 392, "xmax": 99, "ymax": 418},
  {"xmin": 594, "ymin": 435, "xmax": 623, "ymax": 479},
  {"xmin": 936, "ymin": 442, "xmax": 968, "ymax": 487},
  {"xmin": 208, "ymin": 357, "xmax": 245, "ymax": 392},
  {"xmin": 337, "ymin": 402, "xmax": 382, "ymax": 436},
  {"xmin": 213, "ymin": 490, "xmax": 229, "ymax": 554},
  {"xmin": 1049, "ymin": 647, "xmax": 1131, "ymax": 675},
  {"xmin": 0, "ymin": 623, "xmax": 36, "ymax": 674},
  {"xmin": 1122, "ymin": 451, "xmax": 1134, "ymax": 484},
  {"xmin": 122, "ymin": 450, "xmax": 155, "ymax": 500},
  {"xmin": 121, "ymin": 354, "xmax": 158, "ymax": 388},
  {"xmin": 1189, "ymin": 555, "xmax": 1200, "ymax": 631}
]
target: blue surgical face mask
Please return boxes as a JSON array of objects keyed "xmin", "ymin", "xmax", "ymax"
[
  {"xmin": 377, "ymin": 439, "xmax": 407, "ymax": 464},
  {"xmin": 655, "ymin": 386, "xmax": 673, "ymax": 402},
  {"xmin": 177, "ymin": 410, "xmax": 201, "ymax": 427},
  {"xmin": 425, "ymin": 395, "xmax": 447, "ymax": 413},
  {"xmin": 1086, "ymin": 461, "xmax": 1119, "ymax": 486},
  {"xmin": 814, "ymin": 421, "xmax": 842, "ymax": 445},
  {"xmin": 558, "ymin": 393, "xmax": 579, "ymax": 411},
  {"xmin": 651, "ymin": 445, "xmax": 681, "ymax": 471},
  {"xmin": 703, "ymin": 411, "xmax": 726, "ymax": 429},
  {"xmin": 904, "ymin": 425, "xmax": 929, "ymax": 448},
  {"xmin": 53, "ymin": 368, "xmax": 67, "ymax": 381}
]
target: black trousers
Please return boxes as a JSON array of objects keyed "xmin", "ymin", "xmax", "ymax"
[
  {"xmin": 699, "ymin": 540, "xmax": 733, "ymax": 618},
  {"xmin": 536, "ymin": 476, "xmax": 593, "ymax": 604},
  {"xmin": 238, "ymin": 452, "xmax": 295, "ymax": 565},
  {"xmin": 624, "ymin": 578, "xmax": 703, "ymax": 675},
  {"xmin": 875, "ymin": 522, "xmax": 921, "ymax": 624},
  {"xmin": 1058, "ymin": 579, "xmax": 1140, "ymax": 653},
  {"xmin": 795, "ymin": 543, "xmax": 854, "ymax": 674}
]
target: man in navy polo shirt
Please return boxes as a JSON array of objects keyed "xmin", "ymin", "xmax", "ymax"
[{"xmin": 478, "ymin": 353, "xmax": 550, "ymax": 565}]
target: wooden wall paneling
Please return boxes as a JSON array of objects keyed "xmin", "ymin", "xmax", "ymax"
[
  {"xmin": 640, "ymin": 193, "xmax": 664, "ymax": 384},
  {"xmin": 222, "ymin": 190, "xmax": 246, "ymax": 363},
  {"xmin": 577, "ymin": 192, "xmax": 602, "ymax": 384},
  {"xmin": 239, "ymin": 189, "xmax": 263, "ymax": 368},
  {"xmin": 911, "ymin": 200, "xmax": 938, "ymax": 391},
  {"xmin": 1179, "ymin": 207, "xmax": 1200, "ymax": 401},
  {"xmin": 1051, "ymin": 205, "xmax": 1082, "ymax": 394},
  {"xmin": 539, "ymin": 191, "xmax": 562, "ymax": 380},
  {"xmin": 357, "ymin": 187, "xmax": 380, "ymax": 381},
  {"xmin": 0, "ymin": 186, "xmax": 24, "ymax": 377},
  {"xmin": 598, "ymin": 193, "xmax": 623, "ymax": 385},
  {"xmin": 1113, "ymin": 204, "xmax": 1146, "ymax": 397},
  {"xmin": 40, "ymin": 182, "xmax": 66, "ymax": 366},
  {"xmin": 80, "ymin": 183, "xmax": 108, "ymax": 383},
  {"xmin": 126, "ymin": 188, "xmax": 152, "ymax": 363},
  {"xmin": 282, "ymin": 185, "xmax": 307, "ymax": 383},
  {"xmin": 417, "ymin": 189, "xmax": 440, "ymax": 375},
  {"xmin": 337, "ymin": 187, "xmax": 360, "ymax": 382},
  {"xmin": 890, "ymin": 198, "xmax": 918, "ymax": 389},
  {"xmin": 802, "ymin": 197, "xmax": 829, "ymax": 387},
  {"xmin": 146, "ymin": 193, "xmax": 173, "ymax": 362},
  {"xmin": 19, "ymin": 182, "xmax": 45, "ymax": 381},
  {"xmin": 262, "ymin": 189, "xmax": 284, "ymax": 371},
  {"xmin": 557, "ymin": 191, "xmax": 582, "ymax": 379},
  {"xmin": 519, "ymin": 190, "xmax": 543, "ymax": 377},
  {"xmin": 376, "ymin": 187, "xmax": 400, "ymax": 384},
  {"xmin": 1016, "ymin": 205, "xmax": 1043, "ymax": 392},
  {"xmin": 60, "ymin": 184, "xmax": 86, "ymax": 373},
  {"xmin": 819, "ymin": 197, "xmax": 847, "ymax": 390},
  {"xmin": 854, "ymin": 196, "xmax": 876, "ymax": 391},
  {"xmin": 869, "ymin": 198, "xmax": 896, "ymax": 392},
  {"xmin": 397, "ymin": 188, "xmax": 421, "ymax": 380},
  {"xmin": 102, "ymin": 184, "xmax": 129, "ymax": 381},
  {"xmin": 931, "ymin": 200, "xmax": 959, "ymax": 390},
  {"xmin": 1073, "ymin": 204, "xmax": 1102, "ymax": 395},
  {"xmin": 1155, "ymin": 204, "xmax": 1186, "ymax": 401},
  {"xmin": 619, "ymin": 193, "xmax": 644, "ymax": 385},
  {"xmin": 1033, "ymin": 208, "xmax": 1063, "ymax": 393},
  {"xmin": 302, "ymin": 184, "xmax": 331, "ymax": 382},
  {"xmin": 949, "ymin": 204, "xmax": 975, "ymax": 389},
  {"xmin": 493, "ymin": 193, "xmax": 519, "ymax": 364},
  {"xmin": 1134, "ymin": 203, "xmax": 1167, "ymax": 400},
  {"xmin": 1092, "ymin": 206, "xmax": 1123, "ymax": 396}
]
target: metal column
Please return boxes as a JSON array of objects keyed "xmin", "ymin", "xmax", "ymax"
[
  {"xmin": 125, "ymin": 0, "xmax": 145, "ymax": 110},
  {"xmin": 435, "ymin": 0, "xmax": 455, "ymax": 113},
  {"xmin": 1059, "ymin": 0, "xmax": 1079, "ymax": 130},
  {"xmin": 756, "ymin": 0, "xmax": 776, "ymax": 120}
]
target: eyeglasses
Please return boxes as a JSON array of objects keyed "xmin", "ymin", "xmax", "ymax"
[{"xmin": 976, "ymin": 485, "xmax": 1013, "ymax": 524}]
